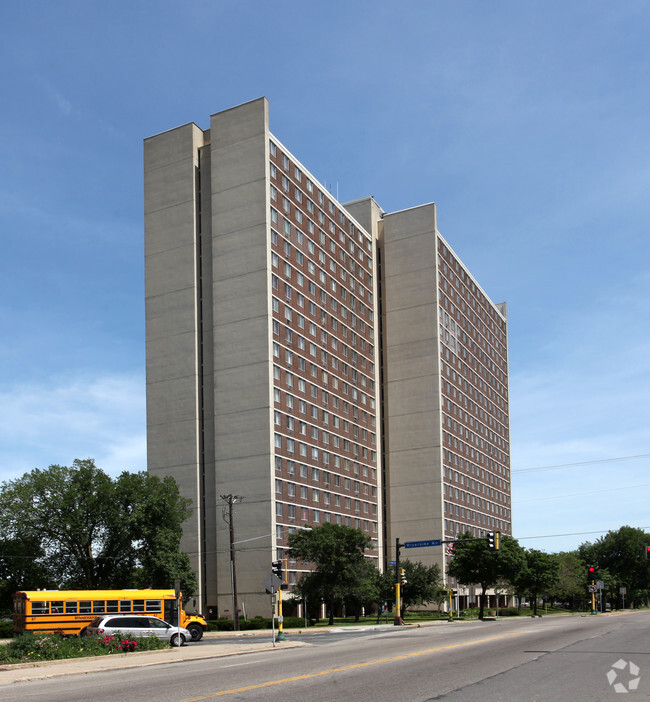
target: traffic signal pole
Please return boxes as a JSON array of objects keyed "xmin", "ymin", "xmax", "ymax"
[
  {"xmin": 276, "ymin": 586, "xmax": 285, "ymax": 641},
  {"xmin": 394, "ymin": 532, "xmax": 499, "ymax": 622},
  {"xmin": 394, "ymin": 538, "xmax": 403, "ymax": 625}
]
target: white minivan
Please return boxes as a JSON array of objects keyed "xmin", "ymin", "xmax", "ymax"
[{"xmin": 86, "ymin": 614, "xmax": 190, "ymax": 646}]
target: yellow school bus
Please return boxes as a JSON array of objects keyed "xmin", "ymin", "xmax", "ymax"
[{"xmin": 13, "ymin": 589, "xmax": 207, "ymax": 640}]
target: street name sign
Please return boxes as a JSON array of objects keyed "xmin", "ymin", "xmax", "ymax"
[{"xmin": 404, "ymin": 539, "xmax": 442, "ymax": 548}]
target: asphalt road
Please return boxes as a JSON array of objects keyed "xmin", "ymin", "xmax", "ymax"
[{"xmin": 3, "ymin": 611, "xmax": 649, "ymax": 702}]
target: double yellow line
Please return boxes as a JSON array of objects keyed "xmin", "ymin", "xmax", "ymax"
[{"xmin": 181, "ymin": 630, "xmax": 527, "ymax": 700}]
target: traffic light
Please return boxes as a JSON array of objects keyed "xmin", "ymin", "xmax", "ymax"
[
  {"xmin": 400, "ymin": 568, "xmax": 407, "ymax": 585},
  {"xmin": 646, "ymin": 546, "xmax": 650, "ymax": 560},
  {"xmin": 487, "ymin": 531, "xmax": 500, "ymax": 551},
  {"xmin": 587, "ymin": 565, "xmax": 597, "ymax": 580},
  {"xmin": 272, "ymin": 560, "xmax": 283, "ymax": 581}
]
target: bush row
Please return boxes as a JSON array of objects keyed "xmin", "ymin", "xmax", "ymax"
[{"xmin": 0, "ymin": 632, "xmax": 168, "ymax": 664}]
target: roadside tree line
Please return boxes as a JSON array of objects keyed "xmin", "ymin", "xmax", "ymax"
[
  {"xmin": 0, "ymin": 459, "xmax": 196, "ymax": 612},
  {"xmin": 288, "ymin": 525, "xmax": 650, "ymax": 620},
  {"xmin": 1, "ymin": 461, "xmax": 648, "ymax": 619}
]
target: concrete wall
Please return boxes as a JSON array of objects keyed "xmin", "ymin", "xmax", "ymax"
[
  {"xmin": 380, "ymin": 203, "xmax": 445, "ymax": 573},
  {"xmin": 144, "ymin": 123, "xmax": 208, "ymax": 600},
  {"xmin": 209, "ymin": 98, "xmax": 275, "ymax": 617}
]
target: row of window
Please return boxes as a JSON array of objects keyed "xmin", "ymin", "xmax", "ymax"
[
  {"xmin": 30, "ymin": 599, "xmax": 161, "ymax": 615},
  {"xmin": 440, "ymin": 294, "xmax": 508, "ymax": 395},
  {"xmin": 440, "ymin": 335, "xmax": 508, "ymax": 423},
  {"xmin": 442, "ymin": 412, "xmax": 509, "ymax": 473},
  {"xmin": 444, "ymin": 466, "xmax": 510, "ymax": 504},
  {"xmin": 445, "ymin": 501, "xmax": 509, "ymax": 523},
  {"xmin": 437, "ymin": 243, "xmax": 507, "ymax": 341},
  {"xmin": 444, "ymin": 483, "xmax": 511, "ymax": 517},
  {"xmin": 271, "ymin": 317, "xmax": 375, "ymax": 390},
  {"xmin": 270, "ymin": 225, "xmax": 375, "ymax": 344},
  {"xmin": 444, "ymin": 443, "xmax": 509, "ymax": 482},
  {"xmin": 275, "ymin": 506, "xmax": 377, "ymax": 532},
  {"xmin": 273, "ymin": 408, "xmax": 375, "ymax": 445},
  {"xmin": 275, "ymin": 476, "xmax": 376, "ymax": 500},
  {"xmin": 443, "ymin": 394, "xmax": 509, "ymax": 456},
  {"xmin": 441, "ymin": 359, "xmax": 508, "ymax": 432},
  {"xmin": 275, "ymin": 456, "xmax": 377, "ymax": 483},
  {"xmin": 270, "ymin": 233, "xmax": 374, "ymax": 325},
  {"xmin": 272, "ymin": 279, "xmax": 374, "ymax": 356},
  {"xmin": 441, "ymin": 370, "xmax": 509, "ymax": 441},
  {"xmin": 274, "ymin": 432, "xmax": 377, "ymax": 464}
]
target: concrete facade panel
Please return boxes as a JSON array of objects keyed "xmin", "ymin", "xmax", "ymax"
[
  {"xmin": 145, "ymin": 209, "xmax": 197, "ymax": 257},
  {"xmin": 146, "ymin": 376, "xmax": 198, "ymax": 425},
  {"xmin": 146, "ymin": 331, "xmax": 197, "ymax": 383},
  {"xmin": 384, "ymin": 408, "xmax": 441, "ymax": 451},
  {"xmin": 382, "ymin": 269, "xmax": 438, "ymax": 313},
  {"xmin": 214, "ymin": 409, "xmax": 272, "ymax": 461},
  {"xmin": 385, "ymin": 304, "xmax": 438, "ymax": 346},
  {"xmin": 145, "ymin": 245, "xmax": 197, "ymax": 300},
  {"xmin": 386, "ymin": 379, "xmax": 441, "ymax": 419},
  {"xmin": 147, "ymin": 419, "xmax": 198, "ymax": 468},
  {"xmin": 384, "ymin": 339, "xmax": 438, "ymax": 381},
  {"xmin": 144, "ymin": 123, "xmax": 204, "ymax": 174},
  {"xmin": 146, "ymin": 289, "xmax": 196, "ymax": 339}
]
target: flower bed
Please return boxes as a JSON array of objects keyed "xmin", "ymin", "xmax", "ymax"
[{"xmin": 0, "ymin": 632, "xmax": 168, "ymax": 664}]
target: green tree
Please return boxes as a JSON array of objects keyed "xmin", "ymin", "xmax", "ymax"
[
  {"xmin": 551, "ymin": 551, "xmax": 588, "ymax": 610},
  {"xmin": 288, "ymin": 522, "xmax": 374, "ymax": 625},
  {"xmin": 579, "ymin": 526, "xmax": 650, "ymax": 608},
  {"xmin": 513, "ymin": 549, "xmax": 559, "ymax": 615},
  {"xmin": 447, "ymin": 532, "xmax": 525, "ymax": 619},
  {"xmin": 398, "ymin": 560, "xmax": 442, "ymax": 616},
  {"xmin": 0, "ymin": 536, "xmax": 54, "ymax": 612},
  {"xmin": 0, "ymin": 459, "xmax": 196, "ymax": 597}
]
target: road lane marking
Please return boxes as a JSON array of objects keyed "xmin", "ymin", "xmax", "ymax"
[{"xmin": 178, "ymin": 630, "xmax": 527, "ymax": 700}]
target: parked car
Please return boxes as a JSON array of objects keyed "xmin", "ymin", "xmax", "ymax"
[{"xmin": 85, "ymin": 615, "xmax": 190, "ymax": 646}]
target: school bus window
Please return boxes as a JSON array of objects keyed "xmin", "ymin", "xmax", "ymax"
[
  {"xmin": 146, "ymin": 600, "xmax": 161, "ymax": 612},
  {"xmin": 107, "ymin": 600, "xmax": 118, "ymax": 612},
  {"xmin": 133, "ymin": 599, "xmax": 145, "ymax": 612},
  {"xmin": 79, "ymin": 601, "xmax": 92, "ymax": 613},
  {"xmin": 93, "ymin": 601, "xmax": 104, "ymax": 613},
  {"xmin": 120, "ymin": 600, "xmax": 131, "ymax": 613},
  {"xmin": 65, "ymin": 602, "xmax": 78, "ymax": 614},
  {"xmin": 33, "ymin": 601, "xmax": 48, "ymax": 614},
  {"xmin": 51, "ymin": 601, "xmax": 63, "ymax": 613}
]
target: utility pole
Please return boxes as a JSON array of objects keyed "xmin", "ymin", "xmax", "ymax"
[{"xmin": 221, "ymin": 494, "xmax": 244, "ymax": 631}]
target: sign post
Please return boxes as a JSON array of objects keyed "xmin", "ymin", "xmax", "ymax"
[
  {"xmin": 174, "ymin": 578, "xmax": 181, "ymax": 646},
  {"xmin": 263, "ymin": 573, "xmax": 282, "ymax": 646}
]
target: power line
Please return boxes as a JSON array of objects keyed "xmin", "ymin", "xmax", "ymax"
[
  {"xmin": 512, "ymin": 453, "xmax": 650, "ymax": 474},
  {"xmin": 517, "ymin": 526, "xmax": 650, "ymax": 541}
]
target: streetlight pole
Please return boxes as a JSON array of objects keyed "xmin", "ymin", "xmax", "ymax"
[{"xmin": 221, "ymin": 494, "xmax": 244, "ymax": 631}]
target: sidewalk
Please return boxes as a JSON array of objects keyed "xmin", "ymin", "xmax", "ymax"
[{"xmin": 0, "ymin": 633, "xmax": 310, "ymax": 686}]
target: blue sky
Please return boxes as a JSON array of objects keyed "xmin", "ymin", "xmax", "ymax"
[{"xmin": 1, "ymin": 1, "xmax": 648, "ymax": 553}]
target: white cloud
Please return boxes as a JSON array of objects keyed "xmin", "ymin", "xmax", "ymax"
[{"xmin": 0, "ymin": 373, "xmax": 146, "ymax": 483}]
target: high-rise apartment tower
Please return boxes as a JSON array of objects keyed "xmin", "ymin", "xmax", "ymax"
[{"xmin": 144, "ymin": 98, "xmax": 511, "ymax": 617}]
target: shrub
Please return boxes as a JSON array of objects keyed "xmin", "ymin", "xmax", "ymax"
[
  {"xmin": 0, "ymin": 631, "xmax": 168, "ymax": 663},
  {"xmin": 0, "ymin": 620, "xmax": 13, "ymax": 638}
]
